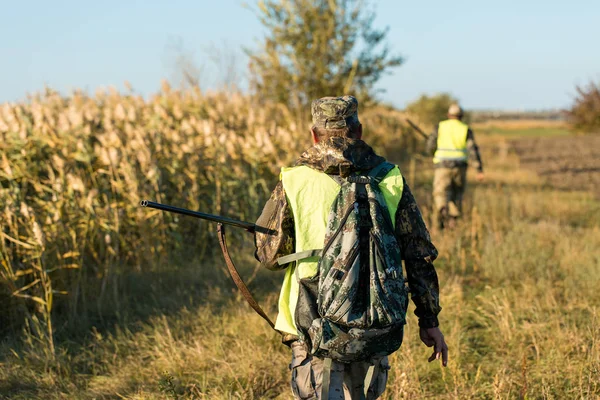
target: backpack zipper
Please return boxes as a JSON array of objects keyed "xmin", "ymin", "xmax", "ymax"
[
  {"xmin": 324, "ymin": 240, "xmax": 361, "ymax": 322},
  {"xmin": 321, "ymin": 201, "xmax": 358, "ymax": 256},
  {"xmin": 371, "ymin": 232, "xmax": 400, "ymax": 280},
  {"xmin": 368, "ymin": 197, "xmax": 395, "ymax": 231}
]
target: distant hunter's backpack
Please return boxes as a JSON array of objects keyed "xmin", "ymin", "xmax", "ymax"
[{"xmin": 279, "ymin": 162, "xmax": 409, "ymax": 363}]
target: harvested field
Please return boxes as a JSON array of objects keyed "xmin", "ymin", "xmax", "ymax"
[{"xmin": 512, "ymin": 135, "xmax": 600, "ymax": 197}]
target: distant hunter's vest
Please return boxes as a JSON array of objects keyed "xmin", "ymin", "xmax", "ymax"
[
  {"xmin": 433, "ymin": 119, "xmax": 469, "ymax": 164},
  {"xmin": 273, "ymin": 165, "xmax": 403, "ymax": 336}
]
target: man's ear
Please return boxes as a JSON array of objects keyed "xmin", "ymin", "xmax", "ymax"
[
  {"xmin": 310, "ymin": 127, "xmax": 319, "ymax": 144},
  {"xmin": 356, "ymin": 124, "xmax": 363, "ymax": 140}
]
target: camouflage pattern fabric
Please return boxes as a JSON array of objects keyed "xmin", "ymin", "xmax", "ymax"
[
  {"xmin": 289, "ymin": 341, "xmax": 389, "ymax": 400},
  {"xmin": 296, "ymin": 137, "xmax": 385, "ymax": 177},
  {"xmin": 254, "ymin": 137, "xmax": 441, "ymax": 335},
  {"xmin": 292, "ymin": 162, "xmax": 407, "ymax": 362},
  {"xmin": 311, "ymin": 96, "xmax": 360, "ymax": 130},
  {"xmin": 433, "ymin": 166, "xmax": 467, "ymax": 218}
]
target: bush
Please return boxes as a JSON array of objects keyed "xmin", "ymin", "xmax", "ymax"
[
  {"xmin": 405, "ymin": 93, "xmax": 468, "ymax": 129},
  {"xmin": 566, "ymin": 81, "xmax": 600, "ymax": 133}
]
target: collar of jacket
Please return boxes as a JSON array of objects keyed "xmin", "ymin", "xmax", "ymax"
[{"xmin": 295, "ymin": 137, "xmax": 386, "ymax": 177}]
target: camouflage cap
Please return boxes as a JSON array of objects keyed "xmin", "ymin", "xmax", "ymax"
[
  {"xmin": 311, "ymin": 95, "xmax": 360, "ymax": 129},
  {"xmin": 448, "ymin": 104, "xmax": 463, "ymax": 117}
]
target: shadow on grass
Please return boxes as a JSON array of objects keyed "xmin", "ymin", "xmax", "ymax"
[{"xmin": 0, "ymin": 235, "xmax": 285, "ymax": 398}]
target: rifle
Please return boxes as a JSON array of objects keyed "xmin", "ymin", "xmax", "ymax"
[
  {"xmin": 140, "ymin": 200, "xmax": 277, "ymax": 330},
  {"xmin": 405, "ymin": 118, "xmax": 429, "ymax": 140},
  {"xmin": 140, "ymin": 200, "xmax": 274, "ymax": 234}
]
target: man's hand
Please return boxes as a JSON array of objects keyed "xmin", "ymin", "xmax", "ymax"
[
  {"xmin": 476, "ymin": 172, "xmax": 485, "ymax": 182},
  {"xmin": 420, "ymin": 327, "xmax": 448, "ymax": 367}
]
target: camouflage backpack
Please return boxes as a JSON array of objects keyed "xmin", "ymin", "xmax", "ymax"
[{"xmin": 280, "ymin": 161, "xmax": 409, "ymax": 365}]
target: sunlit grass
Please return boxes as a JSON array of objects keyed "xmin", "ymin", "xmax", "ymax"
[
  {"xmin": 478, "ymin": 126, "xmax": 571, "ymax": 138},
  {"xmin": 1, "ymin": 89, "xmax": 598, "ymax": 399}
]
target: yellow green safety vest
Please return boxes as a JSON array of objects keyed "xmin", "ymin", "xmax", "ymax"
[
  {"xmin": 275, "ymin": 165, "xmax": 404, "ymax": 335},
  {"xmin": 433, "ymin": 119, "xmax": 469, "ymax": 164}
]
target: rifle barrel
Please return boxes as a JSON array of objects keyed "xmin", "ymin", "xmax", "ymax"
[
  {"xmin": 140, "ymin": 200, "xmax": 258, "ymax": 232},
  {"xmin": 406, "ymin": 119, "xmax": 429, "ymax": 140}
]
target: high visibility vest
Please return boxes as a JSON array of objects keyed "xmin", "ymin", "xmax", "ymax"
[
  {"xmin": 433, "ymin": 119, "xmax": 469, "ymax": 164},
  {"xmin": 274, "ymin": 164, "xmax": 404, "ymax": 335}
]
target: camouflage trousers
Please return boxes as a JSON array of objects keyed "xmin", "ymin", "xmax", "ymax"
[
  {"xmin": 289, "ymin": 341, "xmax": 389, "ymax": 400},
  {"xmin": 433, "ymin": 166, "xmax": 467, "ymax": 220}
]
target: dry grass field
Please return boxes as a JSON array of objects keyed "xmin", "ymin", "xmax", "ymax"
[
  {"xmin": 512, "ymin": 135, "xmax": 600, "ymax": 198},
  {"xmin": 472, "ymin": 119, "xmax": 567, "ymax": 130},
  {"xmin": 471, "ymin": 119, "xmax": 571, "ymax": 138},
  {"xmin": 1, "ymin": 90, "xmax": 599, "ymax": 399}
]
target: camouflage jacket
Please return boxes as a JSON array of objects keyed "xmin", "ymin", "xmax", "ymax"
[
  {"xmin": 254, "ymin": 137, "xmax": 442, "ymax": 329},
  {"xmin": 426, "ymin": 123, "xmax": 484, "ymax": 172}
]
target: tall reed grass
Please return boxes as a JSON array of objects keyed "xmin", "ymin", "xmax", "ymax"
[
  {"xmin": 0, "ymin": 84, "xmax": 294, "ymax": 344},
  {"xmin": 0, "ymin": 84, "xmax": 416, "ymax": 350}
]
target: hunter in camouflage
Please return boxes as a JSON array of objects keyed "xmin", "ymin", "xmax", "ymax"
[
  {"xmin": 255, "ymin": 96, "xmax": 448, "ymax": 399},
  {"xmin": 294, "ymin": 161, "xmax": 407, "ymax": 364}
]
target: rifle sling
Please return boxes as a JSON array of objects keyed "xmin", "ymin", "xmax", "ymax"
[{"xmin": 216, "ymin": 223, "xmax": 277, "ymax": 331}]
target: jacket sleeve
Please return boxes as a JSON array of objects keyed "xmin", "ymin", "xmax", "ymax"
[
  {"xmin": 254, "ymin": 181, "xmax": 295, "ymax": 271},
  {"xmin": 426, "ymin": 125, "xmax": 439, "ymax": 156},
  {"xmin": 466, "ymin": 128, "xmax": 484, "ymax": 172},
  {"xmin": 395, "ymin": 178, "xmax": 442, "ymax": 328}
]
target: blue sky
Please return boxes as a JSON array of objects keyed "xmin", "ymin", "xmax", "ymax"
[{"xmin": 2, "ymin": 0, "xmax": 599, "ymax": 109}]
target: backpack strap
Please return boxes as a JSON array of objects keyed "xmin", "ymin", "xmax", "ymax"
[
  {"xmin": 276, "ymin": 163, "xmax": 395, "ymax": 268},
  {"xmin": 346, "ymin": 162, "xmax": 395, "ymax": 185},
  {"xmin": 321, "ymin": 357, "xmax": 333, "ymax": 400},
  {"xmin": 276, "ymin": 249, "xmax": 322, "ymax": 266},
  {"xmin": 368, "ymin": 161, "xmax": 395, "ymax": 183},
  {"xmin": 363, "ymin": 362, "xmax": 379, "ymax": 399}
]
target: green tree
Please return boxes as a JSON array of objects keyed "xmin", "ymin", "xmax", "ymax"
[
  {"xmin": 405, "ymin": 93, "xmax": 468, "ymax": 128},
  {"xmin": 566, "ymin": 81, "xmax": 600, "ymax": 133},
  {"xmin": 247, "ymin": 0, "xmax": 403, "ymax": 119}
]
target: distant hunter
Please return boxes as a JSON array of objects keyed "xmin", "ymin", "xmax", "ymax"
[{"xmin": 427, "ymin": 104, "xmax": 484, "ymax": 229}]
